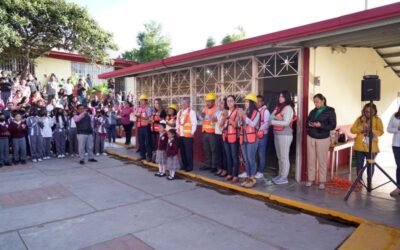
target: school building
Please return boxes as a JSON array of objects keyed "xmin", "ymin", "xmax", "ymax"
[
  {"xmin": 0, "ymin": 50, "xmax": 136, "ymax": 89},
  {"xmin": 99, "ymin": 3, "xmax": 400, "ymax": 182}
]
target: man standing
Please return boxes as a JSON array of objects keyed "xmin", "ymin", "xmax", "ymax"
[
  {"xmin": 200, "ymin": 92, "xmax": 220, "ymax": 173},
  {"xmin": 177, "ymin": 97, "xmax": 197, "ymax": 172},
  {"xmin": 135, "ymin": 94, "xmax": 153, "ymax": 161},
  {"xmin": 27, "ymin": 74, "xmax": 39, "ymax": 94},
  {"xmin": 74, "ymin": 104, "xmax": 97, "ymax": 164},
  {"xmin": 0, "ymin": 73, "xmax": 12, "ymax": 104},
  {"xmin": 255, "ymin": 95, "xmax": 270, "ymax": 179},
  {"xmin": 63, "ymin": 78, "xmax": 74, "ymax": 103}
]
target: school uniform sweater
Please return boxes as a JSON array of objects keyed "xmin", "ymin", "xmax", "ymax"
[
  {"xmin": 0, "ymin": 122, "xmax": 9, "ymax": 138},
  {"xmin": 157, "ymin": 132, "xmax": 168, "ymax": 151},
  {"xmin": 9, "ymin": 121, "xmax": 27, "ymax": 139},
  {"xmin": 166, "ymin": 137, "xmax": 179, "ymax": 157}
]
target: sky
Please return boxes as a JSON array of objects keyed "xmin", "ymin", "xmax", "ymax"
[{"xmin": 69, "ymin": 0, "xmax": 399, "ymax": 58}]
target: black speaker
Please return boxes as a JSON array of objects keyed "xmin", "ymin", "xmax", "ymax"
[{"xmin": 361, "ymin": 75, "xmax": 380, "ymax": 101}]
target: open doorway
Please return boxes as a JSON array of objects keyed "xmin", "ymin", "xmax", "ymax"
[{"xmin": 258, "ymin": 75, "xmax": 298, "ymax": 179}]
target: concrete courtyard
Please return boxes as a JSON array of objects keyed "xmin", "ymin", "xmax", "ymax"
[{"xmin": 0, "ymin": 154, "xmax": 355, "ymax": 250}]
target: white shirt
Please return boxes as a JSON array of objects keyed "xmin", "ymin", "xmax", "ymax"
[
  {"xmin": 177, "ymin": 108, "xmax": 197, "ymax": 137},
  {"xmin": 63, "ymin": 83, "xmax": 74, "ymax": 95},
  {"xmin": 387, "ymin": 114, "xmax": 400, "ymax": 147},
  {"xmin": 41, "ymin": 117, "xmax": 54, "ymax": 138}
]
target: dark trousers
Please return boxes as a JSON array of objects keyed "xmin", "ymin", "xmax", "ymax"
[
  {"xmin": 202, "ymin": 133, "xmax": 218, "ymax": 170},
  {"xmin": 179, "ymin": 137, "xmax": 193, "ymax": 171},
  {"xmin": 107, "ymin": 124, "xmax": 116, "ymax": 143},
  {"xmin": 393, "ymin": 146, "xmax": 400, "ymax": 185},
  {"xmin": 138, "ymin": 125, "xmax": 152, "ymax": 159},
  {"xmin": 355, "ymin": 151, "xmax": 375, "ymax": 178},
  {"xmin": 152, "ymin": 132, "xmax": 159, "ymax": 151},
  {"xmin": 224, "ymin": 141, "xmax": 239, "ymax": 176},
  {"xmin": 122, "ymin": 122, "xmax": 133, "ymax": 144},
  {"xmin": 215, "ymin": 134, "xmax": 226, "ymax": 170}
]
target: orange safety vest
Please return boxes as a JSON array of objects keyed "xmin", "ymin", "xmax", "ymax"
[
  {"xmin": 202, "ymin": 104, "xmax": 218, "ymax": 133},
  {"xmin": 151, "ymin": 110, "xmax": 161, "ymax": 132},
  {"xmin": 272, "ymin": 106, "xmax": 297, "ymax": 131},
  {"xmin": 177, "ymin": 109, "xmax": 192, "ymax": 138},
  {"xmin": 222, "ymin": 109, "xmax": 238, "ymax": 143},
  {"xmin": 257, "ymin": 106, "xmax": 267, "ymax": 139},
  {"xmin": 137, "ymin": 107, "xmax": 149, "ymax": 128},
  {"xmin": 240, "ymin": 110, "xmax": 258, "ymax": 145}
]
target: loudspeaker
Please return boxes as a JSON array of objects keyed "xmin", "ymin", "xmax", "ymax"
[{"xmin": 361, "ymin": 75, "xmax": 380, "ymax": 101}]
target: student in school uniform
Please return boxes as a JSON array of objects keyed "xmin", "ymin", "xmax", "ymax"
[
  {"xmin": 0, "ymin": 112, "xmax": 11, "ymax": 167},
  {"xmin": 67, "ymin": 110, "xmax": 79, "ymax": 157},
  {"xmin": 53, "ymin": 108, "xmax": 67, "ymax": 158},
  {"xmin": 166, "ymin": 129, "xmax": 179, "ymax": 180},
  {"xmin": 9, "ymin": 112, "xmax": 27, "ymax": 164},
  {"xmin": 40, "ymin": 109, "xmax": 54, "ymax": 159},
  {"xmin": 94, "ymin": 110, "xmax": 109, "ymax": 156},
  {"xmin": 154, "ymin": 121, "xmax": 168, "ymax": 177},
  {"xmin": 26, "ymin": 108, "xmax": 44, "ymax": 162}
]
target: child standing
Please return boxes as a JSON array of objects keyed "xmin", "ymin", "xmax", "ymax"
[
  {"xmin": 67, "ymin": 110, "xmax": 79, "ymax": 157},
  {"xmin": 106, "ymin": 106, "xmax": 117, "ymax": 147},
  {"xmin": 26, "ymin": 109, "xmax": 43, "ymax": 162},
  {"xmin": 9, "ymin": 112, "xmax": 27, "ymax": 164},
  {"xmin": 154, "ymin": 121, "xmax": 168, "ymax": 177},
  {"xmin": 53, "ymin": 108, "xmax": 67, "ymax": 158},
  {"xmin": 166, "ymin": 129, "xmax": 179, "ymax": 180},
  {"xmin": 0, "ymin": 112, "xmax": 11, "ymax": 167},
  {"xmin": 94, "ymin": 110, "xmax": 109, "ymax": 156},
  {"xmin": 40, "ymin": 110, "xmax": 54, "ymax": 159}
]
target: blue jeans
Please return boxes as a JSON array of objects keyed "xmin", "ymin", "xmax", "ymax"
[
  {"xmin": 241, "ymin": 141, "xmax": 258, "ymax": 177},
  {"xmin": 257, "ymin": 135, "xmax": 268, "ymax": 173},
  {"xmin": 0, "ymin": 138, "xmax": 10, "ymax": 164},
  {"xmin": 224, "ymin": 142, "xmax": 239, "ymax": 176},
  {"xmin": 393, "ymin": 147, "xmax": 400, "ymax": 185},
  {"xmin": 107, "ymin": 124, "xmax": 116, "ymax": 143},
  {"xmin": 13, "ymin": 138, "xmax": 27, "ymax": 162}
]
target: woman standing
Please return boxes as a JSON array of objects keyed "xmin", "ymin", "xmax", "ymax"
[
  {"xmin": 120, "ymin": 101, "xmax": 134, "ymax": 145},
  {"xmin": 387, "ymin": 106, "xmax": 400, "ymax": 197},
  {"xmin": 350, "ymin": 103, "xmax": 384, "ymax": 178},
  {"xmin": 239, "ymin": 93, "xmax": 260, "ymax": 188},
  {"xmin": 306, "ymin": 94, "xmax": 336, "ymax": 189},
  {"xmin": 270, "ymin": 91, "xmax": 295, "ymax": 185},
  {"xmin": 222, "ymin": 95, "xmax": 240, "ymax": 183},
  {"xmin": 150, "ymin": 99, "xmax": 166, "ymax": 162}
]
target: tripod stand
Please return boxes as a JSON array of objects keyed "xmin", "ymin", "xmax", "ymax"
[{"xmin": 344, "ymin": 100, "xmax": 400, "ymax": 201}]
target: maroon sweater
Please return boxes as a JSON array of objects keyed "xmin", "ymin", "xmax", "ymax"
[
  {"xmin": 166, "ymin": 137, "xmax": 179, "ymax": 157},
  {"xmin": 157, "ymin": 132, "xmax": 168, "ymax": 151},
  {"xmin": 9, "ymin": 121, "xmax": 27, "ymax": 139},
  {"xmin": 0, "ymin": 123, "xmax": 9, "ymax": 138}
]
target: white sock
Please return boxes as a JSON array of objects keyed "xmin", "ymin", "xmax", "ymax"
[
  {"xmin": 170, "ymin": 170, "xmax": 175, "ymax": 178},
  {"xmin": 160, "ymin": 165, "xmax": 165, "ymax": 173}
]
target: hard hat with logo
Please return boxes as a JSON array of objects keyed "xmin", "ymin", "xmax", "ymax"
[
  {"xmin": 139, "ymin": 94, "xmax": 148, "ymax": 100},
  {"xmin": 205, "ymin": 92, "xmax": 217, "ymax": 101},
  {"xmin": 169, "ymin": 104, "xmax": 178, "ymax": 111},
  {"xmin": 244, "ymin": 93, "xmax": 257, "ymax": 103}
]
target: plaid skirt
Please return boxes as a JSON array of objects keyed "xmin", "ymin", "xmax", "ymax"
[
  {"xmin": 166, "ymin": 155, "xmax": 180, "ymax": 171},
  {"xmin": 155, "ymin": 150, "xmax": 167, "ymax": 165}
]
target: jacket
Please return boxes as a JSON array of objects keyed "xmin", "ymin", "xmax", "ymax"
[
  {"xmin": 350, "ymin": 116, "xmax": 384, "ymax": 153},
  {"xmin": 306, "ymin": 106, "xmax": 337, "ymax": 139}
]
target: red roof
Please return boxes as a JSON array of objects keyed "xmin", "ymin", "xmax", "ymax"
[
  {"xmin": 45, "ymin": 51, "xmax": 137, "ymax": 68},
  {"xmin": 99, "ymin": 2, "xmax": 400, "ymax": 79}
]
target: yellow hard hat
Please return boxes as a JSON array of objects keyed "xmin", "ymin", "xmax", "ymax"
[
  {"xmin": 205, "ymin": 92, "xmax": 217, "ymax": 101},
  {"xmin": 244, "ymin": 93, "xmax": 257, "ymax": 103},
  {"xmin": 139, "ymin": 94, "xmax": 148, "ymax": 100},
  {"xmin": 169, "ymin": 104, "xmax": 178, "ymax": 111}
]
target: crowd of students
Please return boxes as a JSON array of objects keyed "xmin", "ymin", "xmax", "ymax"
[{"xmin": 0, "ymin": 70, "xmax": 132, "ymax": 166}]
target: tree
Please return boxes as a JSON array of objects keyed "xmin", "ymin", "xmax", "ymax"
[
  {"xmin": 121, "ymin": 21, "xmax": 171, "ymax": 63},
  {"xmin": 206, "ymin": 37, "xmax": 216, "ymax": 48},
  {"xmin": 0, "ymin": 0, "xmax": 117, "ymax": 77},
  {"xmin": 221, "ymin": 26, "xmax": 246, "ymax": 45}
]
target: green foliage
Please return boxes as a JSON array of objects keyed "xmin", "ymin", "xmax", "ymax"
[
  {"xmin": 221, "ymin": 26, "xmax": 246, "ymax": 45},
  {"xmin": 206, "ymin": 37, "xmax": 216, "ymax": 48},
  {"xmin": 0, "ymin": 0, "xmax": 117, "ymax": 75},
  {"xmin": 88, "ymin": 82, "xmax": 109, "ymax": 96},
  {"xmin": 121, "ymin": 21, "xmax": 171, "ymax": 63}
]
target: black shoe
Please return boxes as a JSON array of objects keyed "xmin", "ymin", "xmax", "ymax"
[
  {"xmin": 136, "ymin": 149, "xmax": 140, "ymax": 153},
  {"xmin": 21, "ymin": 160, "xmax": 27, "ymax": 165},
  {"xmin": 155, "ymin": 172, "xmax": 166, "ymax": 177},
  {"xmin": 88, "ymin": 159, "xmax": 98, "ymax": 162},
  {"xmin": 13, "ymin": 160, "xmax": 19, "ymax": 165},
  {"xmin": 200, "ymin": 166, "xmax": 211, "ymax": 171},
  {"xmin": 210, "ymin": 168, "xmax": 218, "ymax": 173},
  {"xmin": 5, "ymin": 162, "xmax": 11, "ymax": 166},
  {"xmin": 0, "ymin": 163, "xmax": 3, "ymax": 168},
  {"xmin": 79, "ymin": 160, "xmax": 85, "ymax": 165},
  {"xmin": 167, "ymin": 176, "xmax": 175, "ymax": 181}
]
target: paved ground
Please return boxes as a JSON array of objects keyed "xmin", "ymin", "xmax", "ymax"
[
  {"xmin": 109, "ymin": 145, "xmax": 400, "ymax": 229},
  {"xmin": 0, "ymin": 153, "xmax": 355, "ymax": 250}
]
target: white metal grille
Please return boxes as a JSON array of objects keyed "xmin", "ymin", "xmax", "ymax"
[{"xmin": 71, "ymin": 62, "xmax": 114, "ymax": 87}]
